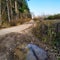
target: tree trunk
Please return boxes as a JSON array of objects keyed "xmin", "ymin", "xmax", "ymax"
[
  {"xmin": 6, "ymin": 0, "xmax": 10, "ymax": 22},
  {"xmin": 10, "ymin": 0, "xmax": 13, "ymax": 20},
  {"xmin": 0, "ymin": 0, "xmax": 1, "ymax": 21},
  {"xmin": 15, "ymin": 0, "xmax": 19, "ymax": 20},
  {"xmin": 0, "ymin": 0, "xmax": 1, "ymax": 26}
]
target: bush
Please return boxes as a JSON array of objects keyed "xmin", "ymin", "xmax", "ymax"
[
  {"xmin": 45, "ymin": 14, "xmax": 60, "ymax": 20},
  {"xmin": 32, "ymin": 20, "xmax": 60, "ymax": 51},
  {"xmin": 32, "ymin": 21, "xmax": 48, "ymax": 42}
]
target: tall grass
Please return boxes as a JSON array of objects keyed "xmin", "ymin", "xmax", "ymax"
[{"xmin": 32, "ymin": 20, "xmax": 60, "ymax": 51}]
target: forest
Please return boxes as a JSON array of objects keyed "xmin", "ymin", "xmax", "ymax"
[{"xmin": 0, "ymin": 0, "xmax": 31, "ymax": 28}]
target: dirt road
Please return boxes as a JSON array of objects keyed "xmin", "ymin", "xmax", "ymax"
[{"xmin": 0, "ymin": 20, "xmax": 34, "ymax": 35}]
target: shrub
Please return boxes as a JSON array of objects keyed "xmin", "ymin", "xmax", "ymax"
[
  {"xmin": 32, "ymin": 21, "xmax": 48, "ymax": 42},
  {"xmin": 32, "ymin": 20, "xmax": 60, "ymax": 51}
]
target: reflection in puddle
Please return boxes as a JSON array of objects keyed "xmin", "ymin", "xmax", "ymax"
[{"xmin": 26, "ymin": 44, "xmax": 48, "ymax": 60}]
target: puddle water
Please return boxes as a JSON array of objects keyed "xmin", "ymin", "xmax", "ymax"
[{"xmin": 26, "ymin": 44, "xmax": 48, "ymax": 60}]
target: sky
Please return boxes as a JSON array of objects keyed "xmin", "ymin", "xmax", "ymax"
[{"xmin": 27, "ymin": 0, "xmax": 60, "ymax": 16}]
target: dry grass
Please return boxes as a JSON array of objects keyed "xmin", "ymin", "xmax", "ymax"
[
  {"xmin": 0, "ymin": 18, "xmax": 31, "ymax": 29},
  {"xmin": 33, "ymin": 19, "xmax": 60, "ymax": 59}
]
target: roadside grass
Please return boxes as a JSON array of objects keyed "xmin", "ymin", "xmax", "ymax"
[{"xmin": 32, "ymin": 19, "xmax": 60, "ymax": 52}]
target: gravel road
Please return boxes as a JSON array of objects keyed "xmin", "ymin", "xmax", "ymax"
[{"xmin": 0, "ymin": 20, "xmax": 34, "ymax": 35}]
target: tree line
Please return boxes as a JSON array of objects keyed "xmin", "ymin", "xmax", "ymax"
[
  {"xmin": 44, "ymin": 14, "xmax": 60, "ymax": 20},
  {"xmin": 1, "ymin": 0, "xmax": 31, "ymax": 23}
]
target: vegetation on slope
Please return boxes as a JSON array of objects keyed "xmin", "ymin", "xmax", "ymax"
[{"xmin": 32, "ymin": 20, "xmax": 60, "ymax": 59}]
